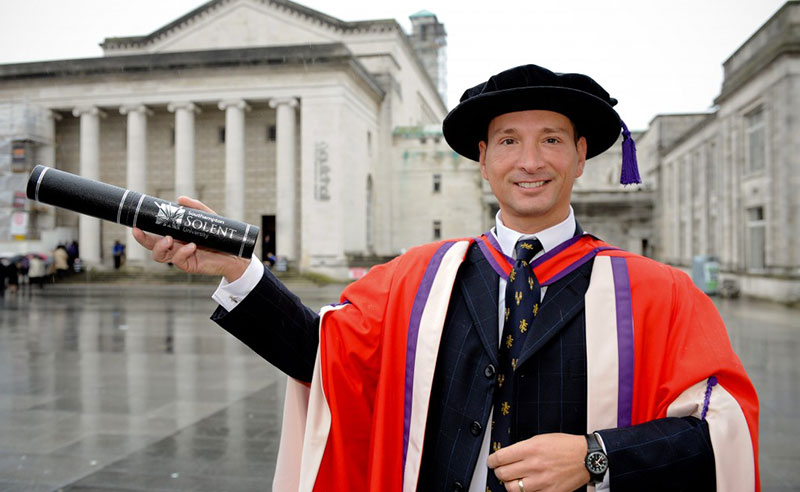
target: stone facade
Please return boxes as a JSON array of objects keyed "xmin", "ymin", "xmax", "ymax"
[
  {"xmin": 642, "ymin": 1, "xmax": 800, "ymax": 303},
  {"xmin": 572, "ymin": 133, "xmax": 654, "ymax": 256},
  {"xmin": 391, "ymin": 126, "xmax": 484, "ymax": 251}
]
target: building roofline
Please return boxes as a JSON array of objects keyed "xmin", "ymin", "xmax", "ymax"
[
  {"xmin": 100, "ymin": 0, "xmax": 400, "ymax": 50},
  {"xmin": 410, "ymin": 10, "xmax": 436, "ymax": 18},
  {"xmin": 716, "ymin": 1, "xmax": 800, "ymax": 104},
  {"xmin": 648, "ymin": 110, "xmax": 714, "ymax": 121},
  {"xmin": 0, "ymin": 43, "xmax": 385, "ymax": 99},
  {"xmin": 666, "ymin": 112, "xmax": 718, "ymax": 151},
  {"xmin": 720, "ymin": 1, "xmax": 798, "ymax": 68}
]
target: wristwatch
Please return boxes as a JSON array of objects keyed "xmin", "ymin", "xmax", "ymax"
[{"xmin": 584, "ymin": 433, "xmax": 609, "ymax": 484}]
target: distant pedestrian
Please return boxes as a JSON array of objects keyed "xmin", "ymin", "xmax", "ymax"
[
  {"xmin": 17, "ymin": 257, "xmax": 29, "ymax": 290},
  {"xmin": 264, "ymin": 251, "xmax": 277, "ymax": 269},
  {"xmin": 28, "ymin": 255, "xmax": 46, "ymax": 289},
  {"xmin": 113, "ymin": 240, "xmax": 125, "ymax": 269},
  {"xmin": 0, "ymin": 258, "xmax": 7, "ymax": 296},
  {"xmin": 54, "ymin": 245, "xmax": 69, "ymax": 278},
  {"xmin": 67, "ymin": 241, "xmax": 79, "ymax": 269},
  {"xmin": 6, "ymin": 261, "xmax": 18, "ymax": 294}
]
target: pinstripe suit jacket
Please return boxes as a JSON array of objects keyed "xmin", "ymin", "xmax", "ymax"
[{"xmin": 211, "ymin": 242, "xmax": 714, "ymax": 491}]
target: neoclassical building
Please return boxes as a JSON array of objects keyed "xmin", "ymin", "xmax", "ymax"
[
  {"xmin": 2, "ymin": 0, "xmax": 798, "ymax": 301},
  {"xmin": 0, "ymin": 0, "xmax": 484, "ymax": 278},
  {"xmin": 639, "ymin": 1, "xmax": 800, "ymax": 303}
]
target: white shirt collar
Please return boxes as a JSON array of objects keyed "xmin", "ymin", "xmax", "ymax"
[{"xmin": 492, "ymin": 207, "xmax": 576, "ymax": 258}]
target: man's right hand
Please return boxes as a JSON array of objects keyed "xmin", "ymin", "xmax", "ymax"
[{"xmin": 132, "ymin": 196, "xmax": 250, "ymax": 282}]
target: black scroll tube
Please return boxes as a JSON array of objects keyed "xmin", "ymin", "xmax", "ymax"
[{"xmin": 27, "ymin": 165, "xmax": 260, "ymax": 258}]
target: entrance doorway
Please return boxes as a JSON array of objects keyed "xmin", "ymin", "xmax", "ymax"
[{"xmin": 261, "ymin": 215, "xmax": 276, "ymax": 260}]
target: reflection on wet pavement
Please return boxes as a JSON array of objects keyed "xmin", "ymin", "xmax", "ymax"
[
  {"xmin": 0, "ymin": 285, "xmax": 796, "ymax": 490},
  {"xmin": 0, "ymin": 283, "xmax": 338, "ymax": 491}
]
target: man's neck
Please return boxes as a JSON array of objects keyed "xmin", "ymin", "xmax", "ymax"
[{"xmin": 493, "ymin": 209, "xmax": 576, "ymax": 257}]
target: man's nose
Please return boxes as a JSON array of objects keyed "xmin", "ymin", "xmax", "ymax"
[{"xmin": 518, "ymin": 143, "xmax": 544, "ymax": 172}]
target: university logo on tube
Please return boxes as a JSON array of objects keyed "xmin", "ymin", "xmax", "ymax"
[{"xmin": 155, "ymin": 201, "xmax": 185, "ymax": 230}]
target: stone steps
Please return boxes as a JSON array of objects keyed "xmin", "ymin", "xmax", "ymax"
[{"xmin": 50, "ymin": 265, "xmax": 313, "ymax": 286}]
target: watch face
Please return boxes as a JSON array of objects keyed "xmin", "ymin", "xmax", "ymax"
[{"xmin": 586, "ymin": 451, "xmax": 609, "ymax": 474}]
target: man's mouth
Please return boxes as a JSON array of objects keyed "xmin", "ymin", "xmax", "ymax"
[{"xmin": 517, "ymin": 180, "xmax": 547, "ymax": 189}]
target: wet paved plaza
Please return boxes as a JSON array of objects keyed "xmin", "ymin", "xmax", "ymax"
[{"xmin": 0, "ymin": 282, "xmax": 798, "ymax": 491}]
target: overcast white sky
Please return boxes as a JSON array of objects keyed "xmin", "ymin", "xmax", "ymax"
[{"xmin": 0, "ymin": 0, "xmax": 788, "ymax": 129}]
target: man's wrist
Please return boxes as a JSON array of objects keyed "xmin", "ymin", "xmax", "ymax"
[{"xmin": 222, "ymin": 256, "xmax": 250, "ymax": 282}]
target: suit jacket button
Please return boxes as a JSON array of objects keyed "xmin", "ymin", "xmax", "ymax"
[
  {"xmin": 470, "ymin": 420, "xmax": 482, "ymax": 436},
  {"xmin": 484, "ymin": 364, "xmax": 495, "ymax": 378},
  {"xmin": 453, "ymin": 481, "xmax": 464, "ymax": 491}
]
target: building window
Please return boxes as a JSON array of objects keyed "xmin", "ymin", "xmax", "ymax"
[
  {"xmin": 366, "ymin": 175, "xmax": 374, "ymax": 252},
  {"xmin": 706, "ymin": 141, "xmax": 717, "ymax": 186},
  {"xmin": 433, "ymin": 220, "xmax": 442, "ymax": 240},
  {"xmin": 680, "ymin": 218, "xmax": 688, "ymax": 262},
  {"xmin": 747, "ymin": 206, "xmax": 765, "ymax": 270},
  {"xmin": 708, "ymin": 213, "xmax": 717, "ymax": 256},
  {"xmin": 267, "ymin": 125, "xmax": 276, "ymax": 142},
  {"xmin": 433, "ymin": 173, "xmax": 442, "ymax": 193},
  {"xmin": 218, "ymin": 126, "xmax": 226, "ymax": 144},
  {"xmin": 745, "ymin": 107, "xmax": 765, "ymax": 173},
  {"xmin": 693, "ymin": 151, "xmax": 703, "ymax": 202},
  {"xmin": 678, "ymin": 158, "xmax": 687, "ymax": 204},
  {"xmin": 706, "ymin": 141, "xmax": 717, "ymax": 196},
  {"xmin": 170, "ymin": 127, "xmax": 175, "ymax": 147}
]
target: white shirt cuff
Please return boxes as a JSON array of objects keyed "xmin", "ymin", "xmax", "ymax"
[{"xmin": 212, "ymin": 254, "xmax": 263, "ymax": 312}]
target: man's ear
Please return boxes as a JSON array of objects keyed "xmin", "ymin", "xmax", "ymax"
[
  {"xmin": 575, "ymin": 136, "xmax": 587, "ymax": 177},
  {"xmin": 479, "ymin": 141, "xmax": 489, "ymax": 180}
]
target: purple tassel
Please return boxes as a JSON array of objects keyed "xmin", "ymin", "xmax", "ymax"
[
  {"xmin": 620, "ymin": 120, "xmax": 641, "ymax": 185},
  {"xmin": 701, "ymin": 376, "xmax": 718, "ymax": 420}
]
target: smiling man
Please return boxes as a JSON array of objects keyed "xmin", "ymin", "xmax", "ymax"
[{"xmin": 135, "ymin": 64, "xmax": 759, "ymax": 491}]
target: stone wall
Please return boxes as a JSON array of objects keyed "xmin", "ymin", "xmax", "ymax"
[{"xmin": 391, "ymin": 127, "xmax": 483, "ymax": 253}]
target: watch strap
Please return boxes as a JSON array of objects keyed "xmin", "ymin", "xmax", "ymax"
[{"xmin": 584, "ymin": 432, "xmax": 609, "ymax": 484}]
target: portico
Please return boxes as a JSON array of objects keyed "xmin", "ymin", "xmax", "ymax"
[
  {"xmin": 59, "ymin": 91, "xmax": 312, "ymax": 269},
  {"xmin": 14, "ymin": 43, "xmax": 388, "ymax": 275}
]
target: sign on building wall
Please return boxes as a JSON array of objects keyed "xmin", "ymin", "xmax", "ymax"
[
  {"xmin": 10, "ymin": 211, "xmax": 27, "ymax": 238},
  {"xmin": 12, "ymin": 192, "xmax": 25, "ymax": 208},
  {"xmin": 11, "ymin": 141, "xmax": 31, "ymax": 172},
  {"xmin": 314, "ymin": 141, "xmax": 331, "ymax": 201}
]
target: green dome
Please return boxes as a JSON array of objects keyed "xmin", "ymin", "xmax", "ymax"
[{"xmin": 410, "ymin": 9, "xmax": 436, "ymax": 18}]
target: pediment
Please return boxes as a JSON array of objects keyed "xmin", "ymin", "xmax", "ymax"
[{"xmin": 101, "ymin": 0, "xmax": 396, "ymax": 55}]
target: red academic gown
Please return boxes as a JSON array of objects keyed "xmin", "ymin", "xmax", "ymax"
[{"xmin": 272, "ymin": 235, "xmax": 759, "ymax": 492}]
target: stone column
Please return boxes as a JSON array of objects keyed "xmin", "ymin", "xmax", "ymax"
[
  {"xmin": 218, "ymin": 99, "xmax": 250, "ymax": 220},
  {"xmin": 41, "ymin": 110, "xmax": 61, "ymax": 168},
  {"xmin": 269, "ymin": 97, "xmax": 299, "ymax": 262},
  {"xmin": 36, "ymin": 111, "xmax": 62, "ymax": 231},
  {"xmin": 167, "ymin": 102, "xmax": 200, "ymax": 199},
  {"xmin": 72, "ymin": 106, "xmax": 105, "ymax": 266},
  {"xmin": 120, "ymin": 104, "xmax": 152, "ymax": 263}
]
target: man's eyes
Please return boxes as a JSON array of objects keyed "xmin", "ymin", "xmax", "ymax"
[{"xmin": 498, "ymin": 137, "xmax": 561, "ymax": 145}]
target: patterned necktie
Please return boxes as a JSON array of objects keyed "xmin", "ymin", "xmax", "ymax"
[{"xmin": 487, "ymin": 238, "xmax": 543, "ymax": 492}]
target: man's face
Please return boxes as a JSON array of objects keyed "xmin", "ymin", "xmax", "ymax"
[{"xmin": 479, "ymin": 110, "xmax": 587, "ymax": 234}]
